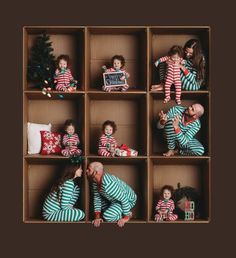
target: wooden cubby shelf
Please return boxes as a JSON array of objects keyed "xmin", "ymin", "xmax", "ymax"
[{"xmin": 23, "ymin": 26, "xmax": 211, "ymax": 223}]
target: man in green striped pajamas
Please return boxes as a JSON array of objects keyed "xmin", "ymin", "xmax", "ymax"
[
  {"xmin": 86, "ymin": 162, "xmax": 137, "ymax": 227},
  {"xmin": 157, "ymin": 104, "xmax": 205, "ymax": 156}
]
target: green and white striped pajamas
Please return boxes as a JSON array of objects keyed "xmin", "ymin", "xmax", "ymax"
[
  {"xmin": 43, "ymin": 179, "xmax": 85, "ymax": 222},
  {"xmin": 165, "ymin": 106, "xmax": 205, "ymax": 156},
  {"xmin": 92, "ymin": 173, "xmax": 137, "ymax": 222}
]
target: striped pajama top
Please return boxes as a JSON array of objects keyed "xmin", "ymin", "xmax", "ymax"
[
  {"xmin": 167, "ymin": 105, "xmax": 201, "ymax": 147},
  {"xmin": 156, "ymin": 199, "xmax": 175, "ymax": 213},
  {"xmin": 54, "ymin": 68, "xmax": 74, "ymax": 85},
  {"xmin": 43, "ymin": 179, "xmax": 80, "ymax": 214},
  {"xmin": 92, "ymin": 173, "xmax": 137, "ymax": 216},
  {"xmin": 62, "ymin": 133, "xmax": 80, "ymax": 150}
]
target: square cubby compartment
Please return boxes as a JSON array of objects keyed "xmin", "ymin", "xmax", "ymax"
[
  {"xmin": 149, "ymin": 157, "xmax": 210, "ymax": 222},
  {"xmin": 149, "ymin": 93, "xmax": 209, "ymax": 156},
  {"xmin": 87, "ymin": 27, "xmax": 147, "ymax": 91},
  {"xmin": 24, "ymin": 27, "xmax": 85, "ymax": 91},
  {"xmin": 23, "ymin": 159, "xmax": 86, "ymax": 222},
  {"xmin": 23, "ymin": 94, "xmax": 85, "ymax": 157},
  {"xmin": 87, "ymin": 158, "xmax": 148, "ymax": 222},
  {"xmin": 87, "ymin": 93, "xmax": 147, "ymax": 156},
  {"xmin": 149, "ymin": 27, "xmax": 210, "ymax": 90}
]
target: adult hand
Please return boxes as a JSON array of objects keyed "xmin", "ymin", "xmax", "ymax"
[
  {"xmin": 172, "ymin": 116, "xmax": 180, "ymax": 129},
  {"xmin": 159, "ymin": 110, "xmax": 167, "ymax": 125},
  {"xmin": 117, "ymin": 218, "xmax": 129, "ymax": 227},
  {"xmin": 92, "ymin": 218, "xmax": 103, "ymax": 227}
]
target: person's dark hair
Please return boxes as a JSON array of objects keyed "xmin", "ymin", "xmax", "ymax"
[
  {"xmin": 111, "ymin": 55, "xmax": 125, "ymax": 68},
  {"xmin": 64, "ymin": 119, "xmax": 76, "ymax": 132},
  {"xmin": 168, "ymin": 45, "xmax": 184, "ymax": 58},
  {"xmin": 56, "ymin": 54, "xmax": 70, "ymax": 68},
  {"xmin": 160, "ymin": 185, "xmax": 174, "ymax": 199},
  {"xmin": 49, "ymin": 164, "xmax": 80, "ymax": 199},
  {"xmin": 184, "ymin": 39, "xmax": 205, "ymax": 81},
  {"xmin": 102, "ymin": 120, "xmax": 117, "ymax": 134}
]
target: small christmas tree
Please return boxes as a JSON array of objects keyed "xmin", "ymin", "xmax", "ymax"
[{"xmin": 27, "ymin": 33, "xmax": 56, "ymax": 89}]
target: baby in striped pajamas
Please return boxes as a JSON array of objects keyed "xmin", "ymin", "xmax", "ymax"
[
  {"xmin": 98, "ymin": 120, "xmax": 118, "ymax": 157},
  {"xmin": 54, "ymin": 55, "xmax": 77, "ymax": 92},
  {"xmin": 155, "ymin": 185, "xmax": 178, "ymax": 222},
  {"xmin": 155, "ymin": 45, "xmax": 186, "ymax": 105},
  {"xmin": 61, "ymin": 119, "xmax": 82, "ymax": 157},
  {"xmin": 102, "ymin": 55, "xmax": 130, "ymax": 92},
  {"xmin": 86, "ymin": 162, "xmax": 137, "ymax": 227},
  {"xmin": 157, "ymin": 104, "xmax": 205, "ymax": 157}
]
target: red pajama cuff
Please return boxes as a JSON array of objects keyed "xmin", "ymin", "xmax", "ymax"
[
  {"xmin": 175, "ymin": 127, "xmax": 181, "ymax": 134},
  {"xmin": 184, "ymin": 69, "xmax": 189, "ymax": 76}
]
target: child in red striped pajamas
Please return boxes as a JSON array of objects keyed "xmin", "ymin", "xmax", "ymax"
[
  {"xmin": 98, "ymin": 120, "xmax": 118, "ymax": 157},
  {"xmin": 61, "ymin": 119, "xmax": 82, "ymax": 157},
  {"xmin": 155, "ymin": 185, "xmax": 178, "ymax": 222},
  {"xmin": 54, "ymin": 55, "xmax": 77, "ymax": 92},
  {"xmin": 155, "ymin": 46, "xmax": 185, "ymax": 105},
  {"xmin": 102, "ymin": 55, "xmax": 130, "ymax": 92}
]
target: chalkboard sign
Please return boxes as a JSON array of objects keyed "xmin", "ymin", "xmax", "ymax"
[{"xmin": 103, "ymin": 71, "xmax": 127, "ymax": 88}]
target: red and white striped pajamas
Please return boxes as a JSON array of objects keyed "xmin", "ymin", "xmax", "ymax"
[
  {"xmin": 155, "ymin": 199, "xmax": 178, "ymax": 221},
  {"xmin": 102, "ymin": 68, "xmax": 129, "ymax": 92},
  {"xmin": 54, "ymin": 68, "xmax": 74, "ymax": 91},
  {"xmin": 61, "ymin": 133, "xmax": 82, "ymax": 157},
  {"xmin": 158, "ymin": 56, "xmax": 183, "ymax": 104},
  {"xmin": 98, "ymin": 134, "xmax": 118, "ymax": 157}
]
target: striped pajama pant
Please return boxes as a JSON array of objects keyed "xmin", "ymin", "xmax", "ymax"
[
  {"xmin": 98, "ymin": 149, "xmax": 115, "ymax": 157},
  {"xmin": 61, "ymin": 147, "xmax": 82, "ymax": 157},
  {"xmin": 159, "ymin": 62, "xmax": 201, "ymax": 91},
  {"xmin": 155, "ymin": 213, "xmax": 178, "ymax": 221},
  {"xmin": 43, "ymin": 208, "xmax": 85, "ymax": 222},
  {"xmin": 102, "ymin": 84, "xmax": 129, "ymax": 92},
  {"xmin": 165, "ymin": 120, "xmax": 205, "ymax": 156},
  {"xmin": 100, "ymin": 198, "xmax": 136, "ymax": 222},
  {"xmin": 165, "ymin": 64, "xmax": 182, "ymax": 104}
]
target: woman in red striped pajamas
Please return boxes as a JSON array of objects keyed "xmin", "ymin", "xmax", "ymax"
[
  {"xmin": 155, "ymin": 185, "xmax": 178, "ymax": 222},
  {"xmin": 54, "ymin": 55, "xmax": 77, "ymax": 92},
  {"xmin": 102, "ymin": 55, "xmax": 130, "ymax": 92},
  {"xmin": 98, "ymin": 120, "xmax": 118, "ymax": 157},
  {"xmin": 155, "ymin": 46, "xmax": 185, "ymax": 105},
  {"xmin": 61, "ymin": 119, "xmax": 82, "ymax": 157}
]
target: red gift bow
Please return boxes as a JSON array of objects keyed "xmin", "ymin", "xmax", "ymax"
[{"xmin": 119, "ymin": 144, "xmax": 131, "ymax": 156}]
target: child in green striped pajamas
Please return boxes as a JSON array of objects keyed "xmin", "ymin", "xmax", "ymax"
[
  {"xmin": 86, "ymin": 162, "xmax": 137, "ymax": 227},
  {"xmin": 152, "ymin": 39, "xmax": 205, "ymax": 91},
  {"xmin": 42, "ymin": 164, "xmax": 85, "ymax": 222},
  {"xmin": 157, "ymin": 104, "xmax": 205, "ymax": 156}
]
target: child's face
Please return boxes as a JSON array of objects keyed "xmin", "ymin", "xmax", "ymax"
[
  {"xmin": 170, "ymin": 53, "xmax": 181, "ymax": 63},
  {"xmin": 66, "ymin": 125, "xmax": 75, "ymax": 135},
  {"xmin": 104, "ymin": 125, "xmax": 113, "ymax": 136},
  {"xmin": 59, "ymin": 59, "xmax": 68, "ymax": 69},
  {"xmin": 113, "ymin": 59, "xmax": 122, "ymax": 70},
  {"xmin": 163, "ymin": 189, "xmax": 171, "ymax": 200}
]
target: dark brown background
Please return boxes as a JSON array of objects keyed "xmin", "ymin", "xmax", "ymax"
[{"xmin": 1, "ymin": 0, "xmax": 234, "ymax": 257}]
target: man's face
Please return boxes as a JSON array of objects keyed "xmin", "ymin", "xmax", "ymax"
[
  {"xmin": 185, "ymin": 104, "xmax": 198, "ymax": 118},
  {"xmin": 86, "ymin": 165, "xmax": 97, "ymax": 182}
]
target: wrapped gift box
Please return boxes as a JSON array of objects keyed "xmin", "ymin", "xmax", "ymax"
[{"xmin": 115, "ymin": 144, "xmax": 138, "ymax": 157}]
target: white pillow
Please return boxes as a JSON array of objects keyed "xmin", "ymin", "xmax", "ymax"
[{"xmin": 27, "ymin": 122, "xmax": 52, "ymax": 154}]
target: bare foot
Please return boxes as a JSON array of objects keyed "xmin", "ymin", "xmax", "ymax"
[
  {"xmin": 164, "ymin": 97, "xmax": 171, "ymax": 104},
  {"xmin": 163, "ymin": 149, "xmax": 178, "ymax": 157},
  {"xmin": 151, "ymin": 84, "xmax": 164, "ymax": 91}
]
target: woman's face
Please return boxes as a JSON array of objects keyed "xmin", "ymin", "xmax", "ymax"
[
  {"xmin": 75, "ymin": 166, "xmax": 83, "ymax": 178},
  {"xmin": 185, "ymin": 47, "xmax": 194, "ymax": 59}
]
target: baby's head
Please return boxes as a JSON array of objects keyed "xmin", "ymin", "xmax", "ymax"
[
  {"xmin": 160, "ymin": 185, "xmax": 174, "ymax": 200},
  {"xmin": 102, "ymin": 120, "xmax": 117, "ymax": 136},
  {"xmin": 168, "ymin": 45, "xmax": 184, "ymax": 62},
  {"xmin": 111, "ymin": 55, "xmax": 125, "ymax": 70},
  {"xmin": 64, "ymin": 119, "xmax": 76, "ymax": 135},
  {"xmin": 57, "ymin": 54, "xmax": 70, "ymax": 70}
]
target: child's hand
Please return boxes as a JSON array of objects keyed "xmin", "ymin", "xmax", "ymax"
[
  {"xmin": 125, "ymin": 72, "xmax": 130, "ymax": 78},
  {"xmin": 159, "ymin": 110, "xmax": 167, "ymax": 125},
  {"xmin": 120, "ymin": 76, "xmax": 125, "ymax": 81}
]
